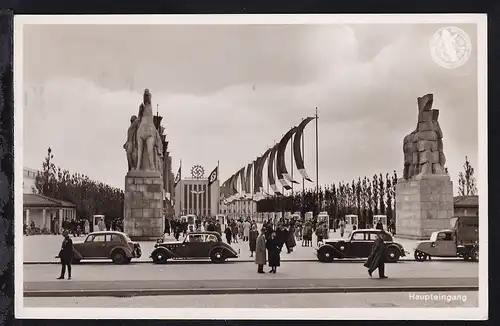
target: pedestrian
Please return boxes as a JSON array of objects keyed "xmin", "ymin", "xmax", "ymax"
[
  {"xmin": 255, "ymin": 227, "xmax": 267, "ymax": 273},
  {"xmin": 285, "ymin": 225, "xmax": 296, "ymax": 254},
  {"xmin": 249, "ymin": 224, "xmax": 258, "ymax": 257},
  {"xmin": 339, "ymin": 219, "xmax": 345, "ymax": 238},
  {"xmin": 243, "ymin": 219, "xmax": 251, "ymax": 241},
  {"xmin": 224, "ymin": 224, "xmax": 232, "ymax": 244},
  {"xmin": 316, "ymin": 223, "xmax": 324, "ymax": 246},
  {"xmin": 364, "ymin": 234, "xmax": 388, "ymax": 279},
  {"xmin": 56, "ymin": 230, "xmax": 73, "ymax": 280},
  {"xmin": 375, "ymin": 220, "xmax": 384, "ymax": 231},
  {"xmin": 266, "ymin": 230, "xmax": 281, "ymax": 274},
  {"xmin": 231, "ymin": 221, "xmax": 239, "ymax": 243}
]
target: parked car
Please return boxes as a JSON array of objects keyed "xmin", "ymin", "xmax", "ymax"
[
  {"xmin": 151, "ymin": 231, "xmax": 239, "ymax": 264},
  {"xmin": 414, "ymin": 215, "xmax": 479, "ymax": 262},
  {"xmin": 316, "ymin": 229, "xmax": 407, "ymax": 263},
  {"xmin": 71, "ymin": 231, "xmax": 142, "ymax": 264}
]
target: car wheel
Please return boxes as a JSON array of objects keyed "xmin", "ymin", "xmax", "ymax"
[
  {"xmin": 386, "ymin": 247, "xmax": 400, "ymax": 263},
  {"xmin": 470, "ymin": 247, "xmax": 479, "ymax": 262},
  {"xmin": 414, "ymin": 250, "xmax": 428, "ymax": 262},
  {"xmin": 111, "ymin": 250, "xmax": 127, "ymax": 265},
  {"xmin": 210, "ymin": 249, "xmax": 225, "ymax": 263},
  {"xmin": 153, "ymin": 251, "xmax": 168, "ymax": 264},
  {"xmin": 317, "ymin": 247, "xmax": 334, "ymax": 263}
]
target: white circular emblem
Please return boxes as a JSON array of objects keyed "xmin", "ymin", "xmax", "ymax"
[{"xmin": 430, "ymin": 26, "xmax": 471, "ymax": 69}]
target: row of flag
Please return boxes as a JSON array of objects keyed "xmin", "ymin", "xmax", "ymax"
[{"xmin": 220, "ymin": 116, "xmax": 316, "ymax": 204}]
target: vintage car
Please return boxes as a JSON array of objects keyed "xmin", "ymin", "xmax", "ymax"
[
  {"xmin": 414, "ymin": 216, "xmax": 479, "ymax": 262},
  {"xmin": 316, "ymin": 229, "xmax": 407, "ymax": 263},
  {"xmin": 150, "ymin": 231, "xmax": 239, "ymax": 264},
  {"xmin": 71, "ymin": 231, "xmax": 142, "ymax": 264}
]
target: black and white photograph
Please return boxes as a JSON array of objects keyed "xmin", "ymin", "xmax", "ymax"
[{"xmin": 14, "ymin": 14, "xmax": 487, "ymax": 320}]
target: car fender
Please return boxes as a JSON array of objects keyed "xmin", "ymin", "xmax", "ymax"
[
  {"xmin": 151, "ymin": 246, "xmax": 179, "ymax": 259},
  {"xmin": 219, "ymin": 244, "xmax": 238, "ymax": 257},
  {"xmin": 209, "ymin": 246, "xmax": 232, "ymax": 257},
  {"xmin": 319, "ymin": 244, "xmax": 346, "ymax": 258},
  {"xmin": 387, "ymin": 243, "xmax": 406, "ymax": 256},
  {"xmin": 72, "ymin": 247, "xmax": 83, "ymax": 260},
  {"xmin": 415, "ymin": 241, "xmax": 433, "ymax": 255},
  {"xmin": 109, "ymin": 245, "xmax": 134, "ymax": 258}
]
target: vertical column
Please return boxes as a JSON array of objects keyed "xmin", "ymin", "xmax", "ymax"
[
  {"xmin": 42, "ymin": 208, "xmax": 46, "ymax": 230},
  {"xmin": 59, "ymin": 208, "xmax": 63, "ymax": 233},
  {"xmin": 25, "ymin": 209, "xmax": 30, "ymax": 225}
]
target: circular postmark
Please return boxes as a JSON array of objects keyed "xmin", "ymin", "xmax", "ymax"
[{"xmin": 430, "ymin": 26, "xmax": 472, "ymax": 69}]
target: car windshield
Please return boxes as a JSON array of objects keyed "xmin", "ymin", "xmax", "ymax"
[
  {"xmin": 122, "ymin": 234, "xmax": 132, "ymax": 242},
  {"xmin": 429, "ymin": 232, "xmax": 438, "ymax": 242}
]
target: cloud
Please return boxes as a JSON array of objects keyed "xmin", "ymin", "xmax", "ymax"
[{"xmin": 23, "ymin": 23, "xmax": 479, "ymax": 193}]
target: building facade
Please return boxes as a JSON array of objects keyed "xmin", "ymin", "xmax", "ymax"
[
  {"xmin": 23, "ymin": 193, "xmax": 77, "ymax": 233},
  {"xmin": 453, "ymin": 195, "xmax": 479, "ymax": 216},
  {"xmin": 174, "ymin": 178, "xmax": 220, "ymax": 217}
]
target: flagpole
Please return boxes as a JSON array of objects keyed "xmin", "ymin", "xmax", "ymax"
[
  {"xmin": 315, "ymin": 107, "xmax": 319, "ymax": 212},
  {"xmin": 301, "ymin": 119, "xmax": 305, "ymax": 215},
  {"xmin": 291, "ymin": 137, "xmax": 294, "ymax": 197},
  {"xmin": 217, "ymin": 160, "xmax": 220, "ymax": 216},
  {"xmin": 179, "ymin": 159, "xmax": 182, "ymax": 216}
]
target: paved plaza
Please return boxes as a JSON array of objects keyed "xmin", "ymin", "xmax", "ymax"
[{"xmin": 23, "ymin": 228, "xmax": 430, "ymax": 263}]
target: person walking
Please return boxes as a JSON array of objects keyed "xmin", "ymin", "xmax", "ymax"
[
  {"xmin": 255, "ymin": 227, "xmax": 267, "ymax": 274},
  {"xmin": 249, "ymin": 224, "xmax": 258, "ymax": 257},
  {"xmin": 84, "ymin": 220, "xmax": 90, "ymax": 235},
  {"xmin": 224, "ymin": 224, "xmax": 232, "ymax": 244},
  {"xmin": 56, "ymin": 230, "xmax": 73, "ymax": 280},
  {"xmin": 339, "ymin": 219, "xmax": 345, "ymax": 238},
  {"xmin": 364, "ymin": 233, "xmax": 388, "ymax": 279},
  {"xmin": 231, "ymin": 221, "xmax": 239, "ymax": 243},
  {"xmin": 243, "ymin": 219, "xmax": 251, "ymax": 242},
  {"xmin": 266, "ymin": 230, "xmax": 281, "ymax": 273}
]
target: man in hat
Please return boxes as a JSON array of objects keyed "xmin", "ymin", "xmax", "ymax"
[{"xmin": 56, "ymin": 230, "xmax": 73, "ymax": 280}]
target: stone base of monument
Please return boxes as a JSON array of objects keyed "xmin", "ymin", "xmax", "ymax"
[
  {"xmin": 395, "ymin": 174, "xmax": 454, "ymax": 240},
  {"xmin": 123, "ymin": 170, "xmax": 164, "ymax": 241}
]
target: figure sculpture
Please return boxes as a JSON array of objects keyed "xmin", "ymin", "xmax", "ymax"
[
  {"xmin": 123, "ymin": 89, "xmax": 164, "ymax": 173},
  {"xmin": 124, "ymin": 115, "xmax": 140, "ymax": 171},
  {"xmin": 403, "ymin": 94, "xmax": 447, "ymax": 180}
]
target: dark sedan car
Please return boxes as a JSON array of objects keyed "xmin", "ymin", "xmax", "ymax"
[
  {"xmin": 71, "ymin": 231, "xmax": 142, "ymax": 264},
  {"xmin": 150, "ymin": 231, "xmax": 239, "ymax": 264},
  {"xmin": 316, "ymin": 229, "xmax": 407, "ymax": 263}
]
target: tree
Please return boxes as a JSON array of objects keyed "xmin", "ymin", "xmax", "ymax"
[{"xmin": 458, "ymin": 156, "xmax": 477, "ymax": 196}]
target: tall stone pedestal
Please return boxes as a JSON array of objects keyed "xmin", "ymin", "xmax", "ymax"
[
  {"xmin": 124, "ymin": 171, "xmax": 164, "ymax": 241},
  {"xmin": 395, "ymin": 175, "xmax": 454, "ymax": 240}
]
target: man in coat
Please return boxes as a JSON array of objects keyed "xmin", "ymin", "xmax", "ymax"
[
  {"xmin": 364, "ymin": 233, "xmax": 388, "ymax": 278},
  {"xmin": 255, "ymin": 227, "xmax": 267, "ymax": 273},
  {"xmin": 56, "ymin": 230, "xmax": 73, "ymax": 280}
]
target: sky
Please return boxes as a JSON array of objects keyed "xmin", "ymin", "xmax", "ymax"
[{"xmin": 22, "ymin": 22, "xmax": 479, "ymax": 194}]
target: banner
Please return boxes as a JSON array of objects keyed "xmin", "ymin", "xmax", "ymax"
[
  {"xmin": 245, "ymin": 163, "xmax": 253, "ymax": 194},
  {"xmin": 276, "ymin": 126, "xmax": 297, "ymax": 189},
  {"xmin": 208, "ymin": 166, "xmax": 218, "ymax": 186},
  {"xmin": 267, "ymin": 144, "xmax": 282, "ymax": 195},
  {"xmin": 293, "ymin": 117, "xmax": 315, "ymax": 182},
  {"xmin": 174, "ymin": 164, "xmax": 181, "ymax": 187},
  {"xmin": 254, "ymin": 148, "xmax": 271, "ymax": 194}
]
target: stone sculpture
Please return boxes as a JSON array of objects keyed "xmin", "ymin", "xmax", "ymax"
[
  {"xmin": 403, "ymin": 93, "xmax": 447, "ymax": 180},
  {"xmin": 126, "ymin": 89, "xmax": 162, "ymax": 172},
  {"xmin": 124, "ymin": 115, "xmax": 140, "ymax": 171}
]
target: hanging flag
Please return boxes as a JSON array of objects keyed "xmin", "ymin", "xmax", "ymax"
[
  {"xmin": 293, "ymin": 117, "xmax": 315, "ymax": 182},
  {"xmin": 276, "ymin": 126, "xmax": 298, "ymax": 189},
  {"xmin": 245, "ymin": 163, "xmax": 252, "ymax": 194},
  {"xmin": 267, "ymin": 144, "xmax": 282, "ymax": 195},
  {"xmin": 208, "ymin": 165, "xmax": 218, "ymax": 186},
  {"xmin": 174, "ymin": 164, "xmax": 181, "ymax": 187}
]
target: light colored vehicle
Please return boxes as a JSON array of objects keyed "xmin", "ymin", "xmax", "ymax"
[
  {"xmin": 373, "ymin": 215, "xmax": 387, "ymax": 230},
  {"xmin": 414, "ymin": 215, "xmax": 479, "ymax": 262},
  {"xmin": 344, "ymin": 214, "xmax": 359, "ymax": 234}
]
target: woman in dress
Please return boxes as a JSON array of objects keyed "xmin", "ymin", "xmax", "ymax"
[{"xmin": 249, "ymin": 224, "xmax": 259, "ymax": 257}]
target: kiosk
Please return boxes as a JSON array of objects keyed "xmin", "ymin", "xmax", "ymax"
[
  {"xmin": 345, "ymin": 214, "xmax": 359, "ymax": 234},
  {"xmin": 373, "ymin": 215, "xmax": 388, "ymax": 230},
  {"xmin": 93, "ymin": 215, "xmax": 105, "ymax": 232},
  {"xmin": 186, "ymin": 214, "xmax": 197, "ymax": 232},
  {"xmin": 216, "ymin": 214, "xmax": 227, "ymax": 228},
  {"xmin": 317, "ymin": 211, "xmax": 330, "ymax": 239}
]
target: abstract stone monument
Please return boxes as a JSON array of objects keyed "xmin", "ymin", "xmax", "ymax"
[
  {"xmin": 123, "ymin": 89, "xmax": 164, "ymax": 240},
  {"xmin": 395, "ymin": 94, "xmax": 454, "ymax": 239}
]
